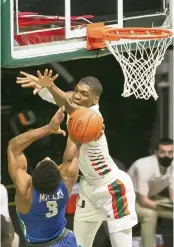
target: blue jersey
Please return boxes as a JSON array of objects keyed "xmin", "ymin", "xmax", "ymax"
[{"xmin": 17, "ymin": 181, "xmax": 69, "ymax": 243}]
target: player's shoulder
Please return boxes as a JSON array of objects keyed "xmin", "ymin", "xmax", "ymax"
[{"xmin": 90, "ymin": 104, "xmax": 102, "ymax": 116}]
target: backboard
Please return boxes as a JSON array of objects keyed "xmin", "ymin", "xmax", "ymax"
[{"xmin": 1, "ymin": 0, "xmax": 173, "ymax": 67}]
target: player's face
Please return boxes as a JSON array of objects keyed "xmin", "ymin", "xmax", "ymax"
[{"xmin": 72, "ymin": 82, "xmax": 99, "ymax": 107}]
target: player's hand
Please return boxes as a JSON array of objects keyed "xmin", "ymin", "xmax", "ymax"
[
  {"xmin": 48, "ymin": 106, "xmax": 66, "ymax": 136},
  {"xmin": 36, "ymin": 69, "xmax": 58, "ymax": 88},
  {"xmin": 16, "ymin": 72, "xmax": 42, "ymax": 95}
]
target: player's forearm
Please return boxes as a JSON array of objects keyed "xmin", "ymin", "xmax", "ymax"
[
  {"xmin": 47, "ymin": 84, "xmax": 74, "ymax": 114},
  {"xmin": 37, "ymin": 85, "xmax": 75, "ymax": 114},
  {"xmin": 47, "ymin": 83, "xmax": 68, "ymax": 107},
  {"xmin": 63, "ymin": 140, "xmax": 81, "ymax": 162},
  {"xmin": 37, "ymin": 83, "xmax": 67, "ymax": 107},
  {"xmin": 68, "ymin": 157, "xmax": 79, "ymax": 179},
  {"xmin": 8, "ymin": 125, "xmax": 51, "ymax": 154},
  {"xmin": 61, "ymin": 143, "xmax": 80, "ymax": 179}
]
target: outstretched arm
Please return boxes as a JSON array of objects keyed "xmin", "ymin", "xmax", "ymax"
[
  {"xmin": 16, "ymin": 72, "xmax": 59, "ymax": 105},
  {"xmin": 8, "ymin": 107, "xmax": 66, "ymax": 193},
  {"xmin": 38, "ymin": 87, "xmax": 57, "ymax": 105},
  {"xmin": 17, "ymin": 69, "xmax": 79, "ymax": 114}
]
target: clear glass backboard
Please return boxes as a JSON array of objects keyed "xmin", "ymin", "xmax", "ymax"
[{"xmin": 1, "ymin": 0, "xmax": 173, "ymax": 67}]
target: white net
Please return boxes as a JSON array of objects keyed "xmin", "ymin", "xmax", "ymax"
[{"xmin": 106, "ymin": 37, "xmax": 173, "ymax": 100}]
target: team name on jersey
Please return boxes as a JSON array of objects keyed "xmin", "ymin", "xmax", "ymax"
[{"xmin": 39, "ymin": 189, "xmax": 64, "ymax": 202}]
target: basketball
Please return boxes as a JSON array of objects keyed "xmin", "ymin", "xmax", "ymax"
[{"xmin": 67, "ymin": 108, "xmax": 103, "ymax": 143}]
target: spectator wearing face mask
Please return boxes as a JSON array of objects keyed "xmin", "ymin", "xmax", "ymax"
[{"xmin": 127, "ymin": 138, "xmax": 173, "ymax": 247}]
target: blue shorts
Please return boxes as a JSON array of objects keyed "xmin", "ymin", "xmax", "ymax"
[
  {"xmin": 26, "ymin": 230, "xmax": 77, "ymax": 247},
  {"xmin": 52, "ymin": 231, "xmax": 77, "ymax": 247}
]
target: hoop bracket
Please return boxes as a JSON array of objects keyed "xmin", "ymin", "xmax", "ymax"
[{"xmin": 87, "ymin": 23, "xmax": 107, "ymax": 50}]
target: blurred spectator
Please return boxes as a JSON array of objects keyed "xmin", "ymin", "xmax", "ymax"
[
  {"xmin": 1, "ymin": 214, "xmax": 14, "ymax": 247},
  {"xmin": 127, "ymin": 138, "xmax": 173, "ymax": 247},
  {"xmin": 0, "ymin": 184, "xmax": 20, "ymax": 247}
]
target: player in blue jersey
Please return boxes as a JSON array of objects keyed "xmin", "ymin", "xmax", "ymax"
[{"xmin": 7, "ymin": 106, "xmax": 81, "ymax": 247}]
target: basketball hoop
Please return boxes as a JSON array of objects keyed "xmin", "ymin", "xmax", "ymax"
[{"xmin": 87, "ymin": 23, "xmax": 173, "ymax": 100}]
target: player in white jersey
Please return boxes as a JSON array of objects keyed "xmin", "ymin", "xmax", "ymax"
[{"xmin": 17, "ymin": 69, "xmax": 137, "ymax": 247}]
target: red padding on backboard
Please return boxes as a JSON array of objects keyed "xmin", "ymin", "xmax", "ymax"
[
  {"xmin": 15, "ymin": 29, "xmax": 65, "ymax": 45},
  {"xmin": 15, "ymin": 12, "xmax": 95, "ymax": 45},
  {"xmin": 18, "ymin": 13, "xmax": 94, "ymax": 27}
]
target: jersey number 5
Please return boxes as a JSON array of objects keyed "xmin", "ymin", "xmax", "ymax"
[{"xmin": 46, "ymin": 201, "xmax": 58, "ymax": 218}]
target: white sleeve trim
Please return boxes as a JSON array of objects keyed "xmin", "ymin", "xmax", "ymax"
[{"xmin": 37, "ymin": 87, "xmax": 56, "ymax": 105}]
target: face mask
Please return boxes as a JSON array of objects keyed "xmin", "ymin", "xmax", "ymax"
[{"xmin": 158, "ymin": 157, "xmax": 173, "ymax": 168}]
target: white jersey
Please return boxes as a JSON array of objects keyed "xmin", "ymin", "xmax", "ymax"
[
  {"xmin": 37, "ymin": 88, "xmax": 138, "ymax": 234},
  {"xmin": 68, "ymin": 104, "xmax": 119, "ymax": 182},
  {"xmin": 37, "ymin": 89, "xmax": 119, "ymax": 182}
]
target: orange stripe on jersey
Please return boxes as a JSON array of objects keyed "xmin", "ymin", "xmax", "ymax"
[
  {"xmin": 108, "ymin": 180, "xmax": 130, "ymax": 219},
  {"xmin": 117, "ymin": 179, "xmax": 130, "ymax": 216},
  {"xmin": 108, "ymin": 184, "xmax": 119, "ymax": 218}
]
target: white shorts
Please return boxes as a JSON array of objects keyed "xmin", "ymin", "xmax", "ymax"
[{"xmin": 74, "ymin": 170, "xmax": 138, "ymax": 233}]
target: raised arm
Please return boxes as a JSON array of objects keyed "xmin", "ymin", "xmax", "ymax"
[
  {"xmin": 36, "ymin": 69, "xmax": 79, "ymax": 114},
  {"xmin": 58, "ymin": 136, "xmax": 81, "ymax": 195},
  {"xmin": 17, "ymin": 69, "xmax": 79, "ymax": 114},
  {"xmin": 8, "ymin": 107, "xmax": 66, "ymax": 194},
  {"xmin": 37, "ymin": 88, "xmax": 74, "ymax": 108},
  {"xmin": 46, "ymin": 83, "xmax": 78, "ymax": 115}
]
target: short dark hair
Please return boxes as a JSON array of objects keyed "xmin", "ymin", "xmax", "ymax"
[
  {"xmin": 155, "ymin": 137, "xmax": 173, "ymax": 150},
  {"xmin": 79, "ymin": 76, "xmax": 103, "ymax": 97},
  {"xmin": 32, "ymin": 160, "xmax": 61, "ymax": 194}
]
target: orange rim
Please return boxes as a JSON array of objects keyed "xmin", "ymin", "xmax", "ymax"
[
  {"xmin": 103, "ymin": 27, "xmax": 173, "ymax": 40},
  {"xmin": 86, "ymin": 23, "xmax": 173, "ymax": 50}
]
